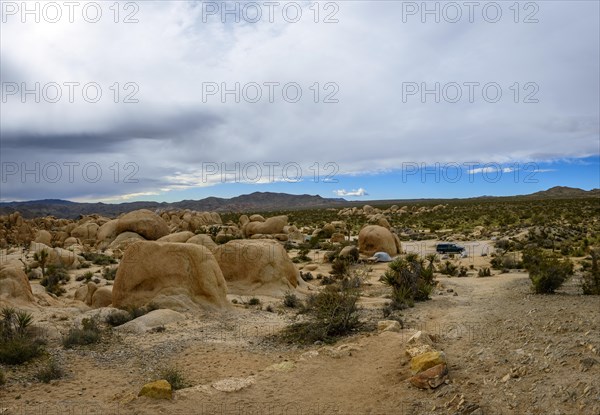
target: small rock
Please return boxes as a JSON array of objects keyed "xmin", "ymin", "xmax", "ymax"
[
  {"xmin": 377, "ymin": 320, "xmax": 401, "ymax": 332},
  {"xmin": 211, "ymin": 377, "xmax": 255, "ymax": 392},
  {"xmin": 409, "ymin": 363, "xmax": 448, "ymax": 389},
  {"xmin": 138, "ymin": 380, "xmax": 172, "ymax": 400},
  {"xmin": 411, "ymin": 351, "xmax": 446, "ymax": 374}
]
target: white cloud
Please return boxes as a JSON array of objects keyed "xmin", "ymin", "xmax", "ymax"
[
  {"xmin": 334, "ymin": 188, "xmax": 368, "ymax": 197},
  {"xmin": 0, "ymin": 1, "xmax": 598, "ymax": 201}
]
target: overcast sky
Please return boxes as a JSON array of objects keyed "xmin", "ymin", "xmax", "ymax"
[{"xmin": 1, "ymin": 1, "xmax": 598, "ymax": 202}]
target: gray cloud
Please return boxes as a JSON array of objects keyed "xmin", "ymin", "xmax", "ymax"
[{"xmin": 0, "ymin": 1, "xmax": 598, "ymax": 201}]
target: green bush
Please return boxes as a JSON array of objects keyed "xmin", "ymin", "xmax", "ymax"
[
  {"xmin": 381, "ymin": 254, "xmax": 435, "ymax": 309},
  {"xmin": 81, "ymin": 252, "xmax": 117, "ymax": 266},
  {"xmin": 105, "ymin": 311, "xmax": 132, "ymax": 327},
  {"xmin": 0, "ymin": 308, "xmax": 45, "ymax": 365},
  {"xmin": 62, "ymin": 318, "xmax": 101, "ymax": 348},
  {"xmin": 300, "ymin": 271, "xmax": 314, "ymax": 281},
  {"xmin": 33, "ymin": 250, "xmax": 49, "ymax": 277},
  {"xmin": 281, "ymin": 279, "xmax": 361, "ymax": 344},
  {"xmin": 320, "ymin": 275, "xmax": 336, "ymax": 285},
  {"xmin": 248, "ymin": 297, "xmax": 261, "ymax": 306},
  {"xmin": 582, "ymin": 249, "xmax": 600, "ymax": 295},
  {"xmin": 283, "ymin": 292, "xmax": 301, "ymax": 308},
  {"xmin": 439, "ymin": 261, "xmax": 458, "ymax": 276},
  {"xmin": 40, "ymin": 265, "xmax": 69, "ymax": 296},
  {"xmin": 292, "ymin": 248, "xmax": 311, "ymax": 263},
  {"xmin": 523, "ymin": 248, "xmax": 573, "ymax": 294},
  {"xmin": 161, "ymin": 367, "xmax": 188, "ymax": 390},
  {"xmin": 76, "ymin": 271, "xmax": 94, "ymax": 282},
  {"xmin": 35, "ymin": 358, "xmax": 64, "ymax": 383},
  {"xmin": 331, "ymin": 257, "xmax": 350, "ymax": 277},
  {"xmin": 102, "ymin": 267, "xmax": 117, "ymax": 281},
  {"xmin": 491, "ymin": 253, "xmax": 523, "ymax": 270}
]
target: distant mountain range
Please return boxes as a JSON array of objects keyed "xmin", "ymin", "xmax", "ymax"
[
  {"xmin": 0, "ymin": 192, "xmax": 347, "ymax": 219},
  {"xmin": 0, "ymin": 187, "xmax": 597, "ymax": 219},
  {"xmin": 522, "ymin": 186, "xmax": 600, "ymax": 199}
]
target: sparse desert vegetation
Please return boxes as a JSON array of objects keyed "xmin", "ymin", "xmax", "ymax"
[{"xmin": 0, "ymin": 194, "xmax": 598, "ymax": 414}]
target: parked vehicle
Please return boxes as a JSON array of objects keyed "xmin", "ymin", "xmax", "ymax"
[{"xmin": 436, "ymin": 243, "xmax": 465, "ymax": 254}]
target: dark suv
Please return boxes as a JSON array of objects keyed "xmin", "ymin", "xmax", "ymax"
[{"xmin": 436, "ymin": 243, "xmax": 465, "ymax": 254}]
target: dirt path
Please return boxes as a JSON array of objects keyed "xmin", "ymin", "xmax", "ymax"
[
  {"xmin": 124, "ymin": 273, "xmax": 599, "ymax": 414},
  {"xmin": 2, "ymin": 273, "xmax": 598, "ymax": 415}
]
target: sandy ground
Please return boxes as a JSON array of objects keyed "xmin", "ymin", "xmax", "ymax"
[{"xmin": 1, "ymin": 246, "xmax": 599, "ymax": 415}]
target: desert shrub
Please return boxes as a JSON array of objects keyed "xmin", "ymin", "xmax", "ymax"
[
  {"xmin": 523, "ymin": 248, "xmax": 574, "ymax": 294},
  {"xmin": 40, "ymin": 265, "xmax": 69, "ymax": 296},
  {"xmin": 81, "ymin": 252, "xmax": 117, "ymax": 266},
  {"xmin": 76, "ymin": 271, "xmax": 94, "ymax": 282},
  {"xmin": 0, "ymin": 308, "xmax": 45, "ymax": 365},
  {"xmin": 105, "ymin": 311, "xmax": 132, "ymax": 327},
  {"xmin": 331, "ymin": 257, "xmax": 350, "ymax": 278},
  {"xmin": 300, "ymin": 271, "xmax": 314, "ymax": 281},
  {"xmin": 380, "ymin": 254, "xmax": 434, "ymax": 309},
  {"xmin": 124, "ymin": 303, "xmax": 158, "ymax": 320},
  {"xmin": 248, "ymin": 297, "xmax": 261, "ymax": 306},
  {"xmin": 458, "ymin": 266, "xmax": 468, "ymax": 277},
  {"xmin": 102, "ymin": 267, "xmax": 117, "ymax": 281},
  {"xmin": 62, "ymin": 317, "xmax": 101, "ymax": 348},
  {"xmin": 439, "ymin": 261, "xmax": 458, "ymax": 277},
  {"xmin": 281, "ymin": 279, "xmax": 361, "ymax": 344},
  {"xmin": 491, "ymin": 253, "xmax": 523, "ymax": 270},
  {"xmin": 283, "ymin": 292, "xmax": 301, "ymax": 308},
  {"xmin": 33, "ymin": 250, "xmax": 49, "ymax": 277},
  {"xmin": 495, "ymin": 239, "xmax": 513, "ymax": 252},
  {"xmin": 161, "ymin": 367, "xmax": 188, "ymax": 390},
  {"xmin": 582, "ymin": 249, "xmax": 600, "ymax": 295},
  {"xmin": 292, "ymin": 248, "xmax": 311, "ymax": 263},
  {"xmin": 35, "ymin": 358, "xmax": 64, "ymax": 383},
  {"xmin": 265, "ymin": 305, "xmax": 274, "ymax": 313},
  {"xmin": 320, "ymin": 275, "xmax": 336, "ymax": 285},
  {"xmin": 478, "ymin": 268, "xmax": 492, "ymax": 277}
]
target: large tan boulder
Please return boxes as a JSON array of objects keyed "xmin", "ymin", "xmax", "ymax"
[
  {"xmin": 116, "ymin": 210, "xmax": 169, "ymax": 240},
  {"xmin": 108, "ymin": 231, "xmax": 145, "ymax": 253},
  {"xmin": 34, "ymin": 230, "xmax": 52, "ymax": 246},
  {"xmin": 91, "ymin": 286, "xmax": 112, "ymax": 308},
  {"xmin": 243, "ymin": 215, "xmax": 288, "ymax": 238},
  {"xmin": 239, "ymin": 215, "xmax": 250, "ymax": 227},
  {"xmin": 214, "ymin": 239, "xmax": 300, "ymax": 296},
  {"xmin": 71, "ymin": 222, "xmax": 99, "ymax": 240},
  {"xmin": 96, "ymin": 219, "xmax": 119, "ymax": 242},
  {"xmin": 0, "ymin": 266, "xmax": 35, "ymax": 303},
  {"xmin": 112, "ymin": 241, "xmax": 229, "ymax": 311},
  {"xmin": 29, "ymin": 242, "xmax": 82, "ymax": 269},
  {"xmin": 63, "ymin": 237, "xmax": 80, "ymax": 249},
  {"xmin": 186, "ymin": 234, "xmax": 218, "ymax": 251},
  {"xmin": 358, "ymin": 225, "xmax": 400, "ymax": 256},
  {"xmin": 157, "ymin": 231, "xmax": 195, "ymax": 243},
  {"xmin": 115, "ymin": 309, "xmax": 185, "ymax": 334}
]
